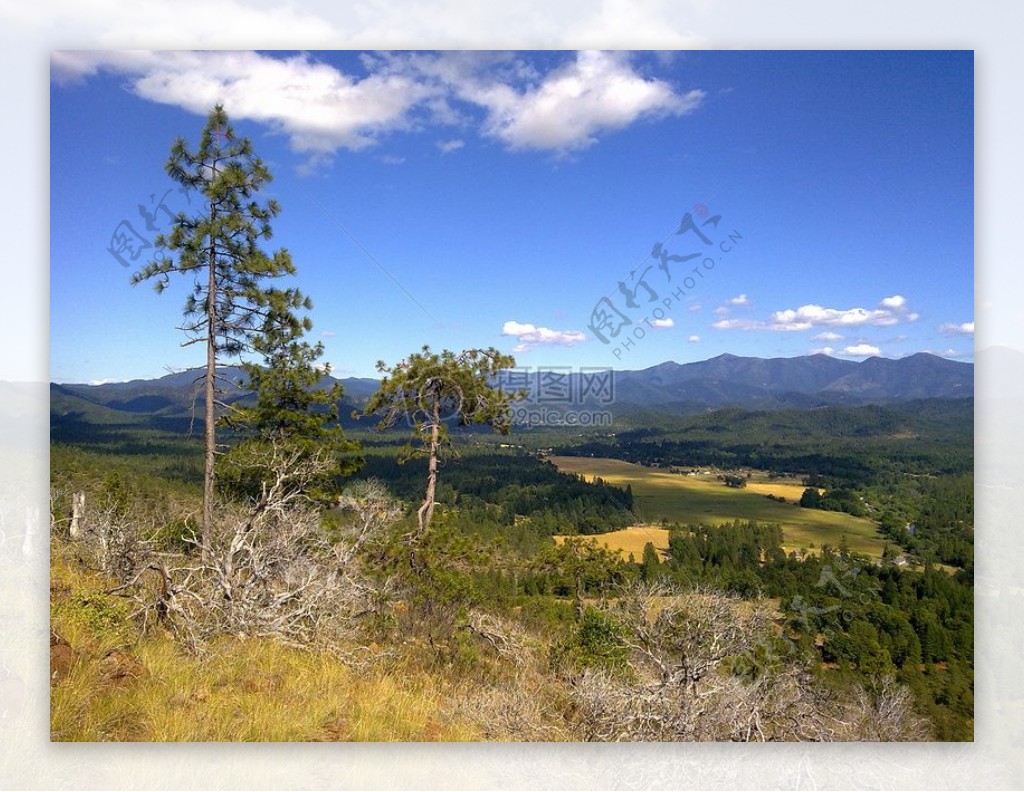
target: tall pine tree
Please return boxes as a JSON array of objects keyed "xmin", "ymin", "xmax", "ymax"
[{"xmin": 132, "ymin": 105, "xmax": 302, "ymax": 549}]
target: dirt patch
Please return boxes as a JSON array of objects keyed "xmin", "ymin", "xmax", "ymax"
[
  {"xmin": 97, "ymin": 649, "xmax": 147, "ymax": 688},
  {"xmin": 421, "ymin": 718, "xmax": 444, "ymax": 741},
  {"xmin": 49, "ymin": 629, "xmax": 76, "ymax": 682}
]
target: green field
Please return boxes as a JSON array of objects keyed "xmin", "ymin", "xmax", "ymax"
[{"xmin": 548, "ymin": 455, "xmax": 888, "ymax": 559}]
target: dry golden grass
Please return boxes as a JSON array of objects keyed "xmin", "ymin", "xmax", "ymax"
[
  {"xmin": 554, "ymin": 525, "xmax": 671, "ymax": 560},
  {"xmin": 745, "ymin": 481, "xmax": 818, "ymax": 500},
  {"xmin": 51, "ymin": 633, "xmax": 483, "ymax": 741},
  {"xmin": 49, "ymin": 543, "xmax": 482, "ymax": 742}
]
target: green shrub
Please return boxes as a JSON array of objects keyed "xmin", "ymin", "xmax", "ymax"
[
  {"xmin": 151, "ymin": 516, "xmax": 198, "ymax": 554},
  {"xmin": 53, "ymin": 592, "xmax": 137, "ymax": 649},
  {"xmin": 551, "ymin": 607, "xmax": 629, "ymax": 675}
]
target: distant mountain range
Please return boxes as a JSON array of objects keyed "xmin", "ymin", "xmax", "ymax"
[
  {"xmin": 50, "ymin": 366, "xmax": 379, "ymax": 431},
  {"xmin": 51, "ymin": 353, "xmax": 973, "ymax": 427},
  {"xmin": 608, "ymin": 352, "xmax": 972, "ymax": 413}
]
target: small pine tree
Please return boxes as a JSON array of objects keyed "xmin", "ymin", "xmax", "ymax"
[
  {"xmin": 640, "ymin": 540, "xmax": 661, "ymax": 583},
  {"xmin": 219, "ymin": 301, "xmax": 362, "ymax": 506},
  {"xmin": 361, "ymin": 346, "xmax": 524, "ymax": 536},
  {"xmin": 535, "ymin": 537, "xmax": 623, "ymax": 620}
]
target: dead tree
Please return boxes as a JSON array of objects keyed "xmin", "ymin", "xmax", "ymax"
[{"xmin": 69, "ymin": 492, "xmax": 85, "ymax": 540}]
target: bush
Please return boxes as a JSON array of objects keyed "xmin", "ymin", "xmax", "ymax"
[
  {"xmin": 151, "ymin": 516, "xmax": 197, "ymax": 554},
  {"xmin": 52, "ymin": 591, "xmax": 137, "ymax": 650},
  {"xmin": 551, "ymin": 607, "xmax": 629, "ymax": 675}
]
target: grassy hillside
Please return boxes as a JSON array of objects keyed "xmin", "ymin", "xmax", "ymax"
[{"xmin": 50, "ymin": 542, "xmax": 487, "ymax": 741}]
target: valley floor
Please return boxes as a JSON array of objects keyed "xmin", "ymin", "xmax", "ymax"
[{"xmin": 547, "ymin": 456, "xmax": 888, "ymax": 558}]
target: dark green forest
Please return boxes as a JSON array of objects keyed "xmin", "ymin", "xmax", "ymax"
[{"xmin": 559, "ymin": 400, "xmax": 973, "ymax": 486}]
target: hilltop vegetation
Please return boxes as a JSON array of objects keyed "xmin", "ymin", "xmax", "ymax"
[{"xmin": 51, "ymin": 397, "xmax": 974, "ymax": 741}]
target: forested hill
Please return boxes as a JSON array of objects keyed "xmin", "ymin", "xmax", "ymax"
[
  {"xmin": 53, "ymin": 352, "xmax": 972, "ymax": 426},
  {"xmin": 558, "ymin": 398, "xmax": 973, "ymax": 485},
  {"xmin": 608, "ymin": 352, "xmax": 971, "ymax": 412}
]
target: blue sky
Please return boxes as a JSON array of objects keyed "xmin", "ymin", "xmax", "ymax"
[{"xmin": 50, "ymin": 50, "xmax": 974, "ymax": 383}]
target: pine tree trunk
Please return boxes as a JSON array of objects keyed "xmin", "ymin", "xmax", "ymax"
[
  {"xmin": 417, "ymin": 393, "xmax": 441, "ymax": 536},
  {"xmin": 202, "ymin": 180, "xmax": 218, "ymax": 556}
]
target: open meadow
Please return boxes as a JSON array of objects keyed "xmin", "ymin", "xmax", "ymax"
[
  {"xmin": 554, "ymin": 524, "xmax": 674, "ymax": 560},
  {"xmin": 548, "ymin": 455, "xmax": 888, "ymax": 559}
]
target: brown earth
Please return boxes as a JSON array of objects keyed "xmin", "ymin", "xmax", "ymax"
[{"xmin": 49, "ymin": 629, "xmax": 76, "ymax": 682}]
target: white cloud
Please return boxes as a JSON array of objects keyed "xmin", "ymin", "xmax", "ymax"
[
  {"xmin": 454, "ymin": 50, "xmax": 704, "ymax": 152},
  {"xmin": 320, "ymin": 330, "xmax": 337, "ymax": 338},
  {"xmin": 770, "ymin": 304, "xmax": 896, "ymax": 331},
  {"xmin": 437, "ymin": 138, "xmax": 465, "ymax": 154},
  {"xmin": 54, "ymin": 51, "xmax": 436, "ymax": 156},
  {"xmin": 840, "ymin": 343, "xmax": 881, "ymax": 357},
  {"xmin": 939, "ymin": 321, "xmax": 974, "ymax": 336},
  {"xmin": 52, "ymin": 49, "xmax": 705, "ymax": 163},
  {"xmin": 728, "ymin": 293, "xmax": 748, "ymax": 305},
  {"xmin": 812, "ymin": 331, "xmax": 844, "ymax": 341},
  {"xmin": 688, "ymin": 335, "xmax": 701, "ymax": 343},
  {"xmin": 713, "ymin": 296, "xmax": 916, "ymax": 332},
  {"xmin": 378, "ymin": 155, "xmax": 405, "ymax": 165},
  {"xmin": 940, "ymin": 348, "xmax": 965, "ymax": 358},
  {"xmin": 650, "ymin": 318, "xmax": 674, "ymax": 329},
  {"xmin": 688, "ymin": 303, "xmax": 703, "ymax": 312},
  {"xmin": 714, "ymin": 306, "xmax": 730, "ymax": 316},
  {"xmin": 502, "ymin": 320, "xmax": 586, "ymax": 352},
  {"xmin": 814, "ymin": 343, "xmax": 887, "ymax": 358}
]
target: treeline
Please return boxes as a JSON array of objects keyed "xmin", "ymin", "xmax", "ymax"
[
  {"xmin": 799, "ymin": 486, "xmax": 867, "ymax": 517},
  {"xmin": 874, "ymin": 474, "xmax": 975, "ymax": 569},
  {"xmin": 625, "ymin": 521, "xmax": 972, "ymax": 740},
  {"xmin": 557, "ymin": 400, "xmax": 973, "ymax": 490},
  {"xmin": 343, "ymin": 452, "xmax": 635, "ymax": 547}
]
